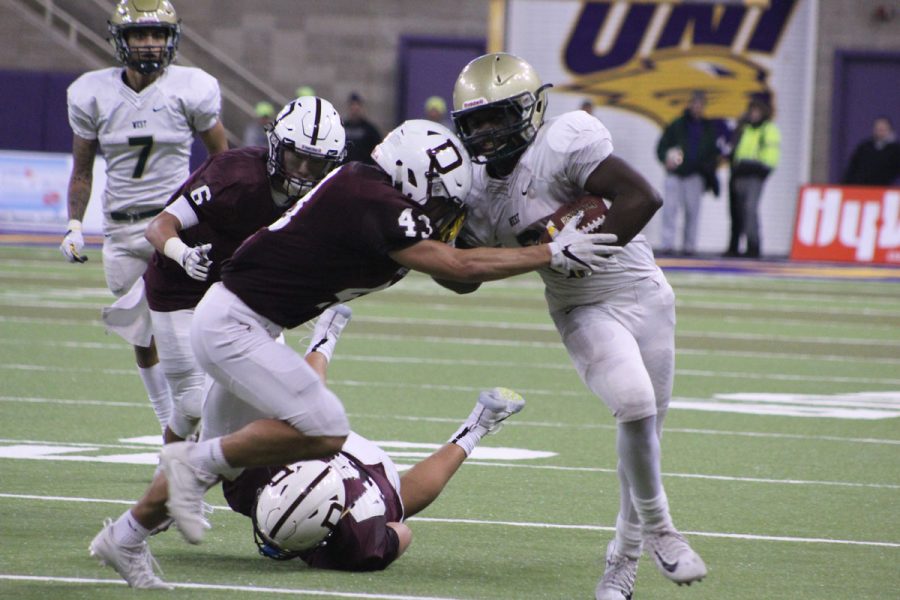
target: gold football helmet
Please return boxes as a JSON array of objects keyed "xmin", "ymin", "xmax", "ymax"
[
  {"xmin": 451, "ymin": 53, "xmax": 551, "ymax": 164},
  {"xmin": 108, "ymin": 0, "xmax": 181, "ymax": 75}
]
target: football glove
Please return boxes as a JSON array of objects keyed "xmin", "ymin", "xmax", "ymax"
[
  {"xmin": 60, "ymin": 219, "xmax": 88, "ymax": 263},
  {"xmin": 547, "ymin": 212, "xmax": 619, "ymax": 276},
  {"xmin": 164, "ymin": 238, "xmax": 212, "ymax": 282}
]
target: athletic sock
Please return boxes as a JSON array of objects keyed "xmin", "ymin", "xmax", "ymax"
[
  {"xmin": 632, "ymin": 490, "xmax": 674, "ymax": 532},
  {"xmin": 112, "ymin": 510, "xmax": 150, "ymax": 546},
  {"xmin": 138, "ymin": 364, "xmax": 172, "ymax": 432},
  {"xmin": 614, "ymin": 513, "xmax": 644, "ymax": 559},
  {"xmin": 188, "ymin": 438, "xmax": 239, "ymax": 479}
]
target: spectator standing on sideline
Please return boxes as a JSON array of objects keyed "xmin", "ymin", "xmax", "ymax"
[
  {"xmin": 725, "ymin": 96, "xmax": 780, "ymax": 258},
  {"xmin": 344, "ymin": 92, "xmax": 382, "ymax": 164},
  {"xmin": 842, "ymin": 116, "xmax": 900, "ymax": 186},
  {"xmin": 60, "ymin": 0, "xmax": 227, "ymax": 434},
  {"xmin": 424, "ymin": 95, "xmax": 451, "ymax": 127},
  {"xmin": 655, "ymin": 91, "xmax": 720, "ymax": 257},
  {"xmin": 242, "ymin": 101, "xmax": 274, "ymax": 148}
]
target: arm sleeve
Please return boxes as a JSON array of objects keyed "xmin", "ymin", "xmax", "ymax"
[
  {"xmin": 554, "ymin": 112, "xmax": 615, "ymax": 189},
  {"xmin": 164, "ymin": 196, "xmax": 200, "ymax": 229},
  {"xmin": 185, "ymin": 71, "xmax": 222, "ymax": 133},
  {"xmin": 67, "ymin": 80, "xmax": 98, "ymax": 140}
]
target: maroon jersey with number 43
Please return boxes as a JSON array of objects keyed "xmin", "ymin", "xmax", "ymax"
[{"xmin": 221, "ymin": 162, "xmax": 434, "ymax": 328}]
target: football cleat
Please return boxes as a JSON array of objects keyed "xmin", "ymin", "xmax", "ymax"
[
  {"xmin": 474, "ymin": 387, "xmax": 526, "ymax": 434},
  {"xmin": 160, "ymin": 442, "xmax": 217, "ymax": 544},
  {"xmin": 644, "ymin": 527, "xmax": 707, "ymax": 585},
  {"xmin": 307, "ymin": 304, "xmax": 352, "ymax": 360},
  {"xmin": 595, "ymin": 540, "xmax": 638, "ymax": 600},
  {"xmin": 89, "ymin": 518, "xmax": 173, "ymax": 590}
]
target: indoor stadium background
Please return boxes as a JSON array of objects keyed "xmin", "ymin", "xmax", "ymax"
[{"xmin": 1, "ymin": 1, "xmax": 898, "ymax": 599}]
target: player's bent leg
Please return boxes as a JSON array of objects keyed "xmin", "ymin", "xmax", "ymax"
[
  {"xmin": 403, "ymin": 388, "xmax": 525, "ymax": 517},
  {"xmin": 152, "ymin": 308, "xmax": 205, "ymax": 442}
]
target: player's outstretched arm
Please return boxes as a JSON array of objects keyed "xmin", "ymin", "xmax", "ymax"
[
  {"xmin": 585, "ymin": 154, "xmax": 662, "ymax": 245},
  {"xmin": 390, "ymin": 224, "xmax": 619, "ymax": 283}
]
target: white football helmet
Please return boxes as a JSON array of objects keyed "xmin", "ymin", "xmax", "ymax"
[
  {"xmin": 266, "ymin": 96, "xmax": 347, "ymax": 205},
  {"xmin": 372, "ymin": 119, "xmax": 471, "ymax": 243},
  {"xmin": 253, "ymin": 460, "xmax": 345, "ymax": 559}
]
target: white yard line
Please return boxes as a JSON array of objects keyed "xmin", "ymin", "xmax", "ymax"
[
  {"xmin": 3, "ymin": 358, "xmax": 900, "ymax": 386},
  {"xmin": 0, "ymin": 575, "xmax": 465, "ymax": 600},
  {"xmin": 0, "ymin": 493, "xmax": 897, "ymax": 549}
]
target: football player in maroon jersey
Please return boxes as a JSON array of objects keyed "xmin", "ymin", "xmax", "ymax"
[
  {"xmin": 140, "ymin": 96, "xmax": 345, "ymax": 445},
  {"xmin": 226, "ymin": 386, "xmax": 525, "ymax": 572},
  {"xmin": 89, "ymin": 119, "xmax": 620, "ymax": 589}
]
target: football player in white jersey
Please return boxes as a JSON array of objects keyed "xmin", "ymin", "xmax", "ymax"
[
  {"xmin": 59, "ymin": 0, "xmax": 228, "ymax": 433},
  {"xmin": 446, "ymin": 53, "xmax": 707, "ymax": 599}
]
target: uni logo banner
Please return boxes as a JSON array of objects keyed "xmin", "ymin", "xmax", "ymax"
[
  {"xmin": 558, "ymin": 0, "xmax": 798, "ymax": 125},
  {"xmin": 504, "ymin": 0, "xmax": 815, "ymax": 256}
]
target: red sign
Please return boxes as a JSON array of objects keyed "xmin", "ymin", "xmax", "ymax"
[{"xmin": 791, "ymin": 185, "xmax": 900, "ymax": 264}]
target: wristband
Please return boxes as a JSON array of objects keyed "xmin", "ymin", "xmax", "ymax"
[
  {"xmin": 163, "ymin": 237, "xmax": 189, "ymax": 263},
  {"xmin": 67, "ymin": 219, "xmax": 83, "ymax": 232}
]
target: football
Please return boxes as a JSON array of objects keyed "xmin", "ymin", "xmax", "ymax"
[{"xmin": 539, "ymin": 194, "xmax": 609, "ymax": 243}]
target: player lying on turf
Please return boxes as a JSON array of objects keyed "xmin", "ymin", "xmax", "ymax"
[
  {"xmin": 91, "ymin": 305, "xmax": 525, "ymax": 584},
  {"xmin": 226, "ymin": 386, "xmax": 525, "ymax": 572}
]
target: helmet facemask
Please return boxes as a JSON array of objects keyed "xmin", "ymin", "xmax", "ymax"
[
  {"xmin": 453, "ymin": 88, "xmax": 548, "ymax": 165},
  {"xmin": 110, "ymin": 23, "xmax": 180, "ymax": 74},
  {"xmin": 267, "ymin": 135, "xmax": 345, "ymax": 205},
  {"xmin": 416, "ymin": 171, "xmax": 468, "ymax": 243},
  {"xmin": 266, "ymin": 97, "xmax": 348, "ymax": 206}
]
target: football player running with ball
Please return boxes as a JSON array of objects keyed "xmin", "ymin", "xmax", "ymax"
[
  {"xmin": 61, "ymin": 0, "xmax": 227, "ymax": 434},
  {"xmin": 444, "ymin": 53, "xmax": 707, "ymax": 599},
  {"xmin": 89, "ymin": 120, "xmax": 619, "ymax": 589}
]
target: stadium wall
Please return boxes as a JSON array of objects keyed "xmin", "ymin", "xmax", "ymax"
[{"xmin": 1, "ymin": 0, "xmax": 896, "ymax": 254}]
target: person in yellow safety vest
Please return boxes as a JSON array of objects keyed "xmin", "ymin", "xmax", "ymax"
[{"xmin": 724, "ymin": 96, "xmax": 781, "ymax": 258}]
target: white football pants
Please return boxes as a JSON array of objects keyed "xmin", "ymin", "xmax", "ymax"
[
  {"xmin": 191, "ymin": 283, "xmax": 350, "ymax": 441},
  {"xmin": 150, "ymin": 308, "xmax": 205, "ymax": 439}
]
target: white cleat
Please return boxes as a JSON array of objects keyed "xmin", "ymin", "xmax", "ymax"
[
  {"xmin": 160, "ymin": 441, "xmax": 217, "ymax": 544},
  {"xmin": 596, "ymin": 540, "xmax": 638, "ymax": 600},
  {"xmin": 473, "ymin": 387, "xmax": 526, "ymax": 434},
  {"xmin": 308, "ymin": 304, "xmax": 352, "ymax": 356},
  {"xmin": 644, "ymin": 527, "xmax": 707, "ymax": 585},
  {"xmin": 89, "ymin": 519, "xmax": 173, "ymax": 590}
]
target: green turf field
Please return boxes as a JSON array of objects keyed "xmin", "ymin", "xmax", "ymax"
[{"xmin": 1, "ymin": 245, "xmax": 898, "ymax": 599}]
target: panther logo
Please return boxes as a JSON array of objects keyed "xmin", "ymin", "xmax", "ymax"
[{"xmin": 559, "ymin": 47, "xmax": 771, "ymax": 126}]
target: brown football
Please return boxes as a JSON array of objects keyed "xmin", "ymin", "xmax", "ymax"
[{"xmin": 539, "ymin": 195, "xmax": 609, "ymax": 243}]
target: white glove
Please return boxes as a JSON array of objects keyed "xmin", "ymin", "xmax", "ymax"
[
  {"xmin": 547, "ymin": 212, "xmax": 620, "ymax": 276},
  {"xmin": 164, "ymin": 238, "xmax": 212, "ymax": 282},
  {"xmin": 60, "ymin": 219, "xmax": 88, "ymax": 263}
]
